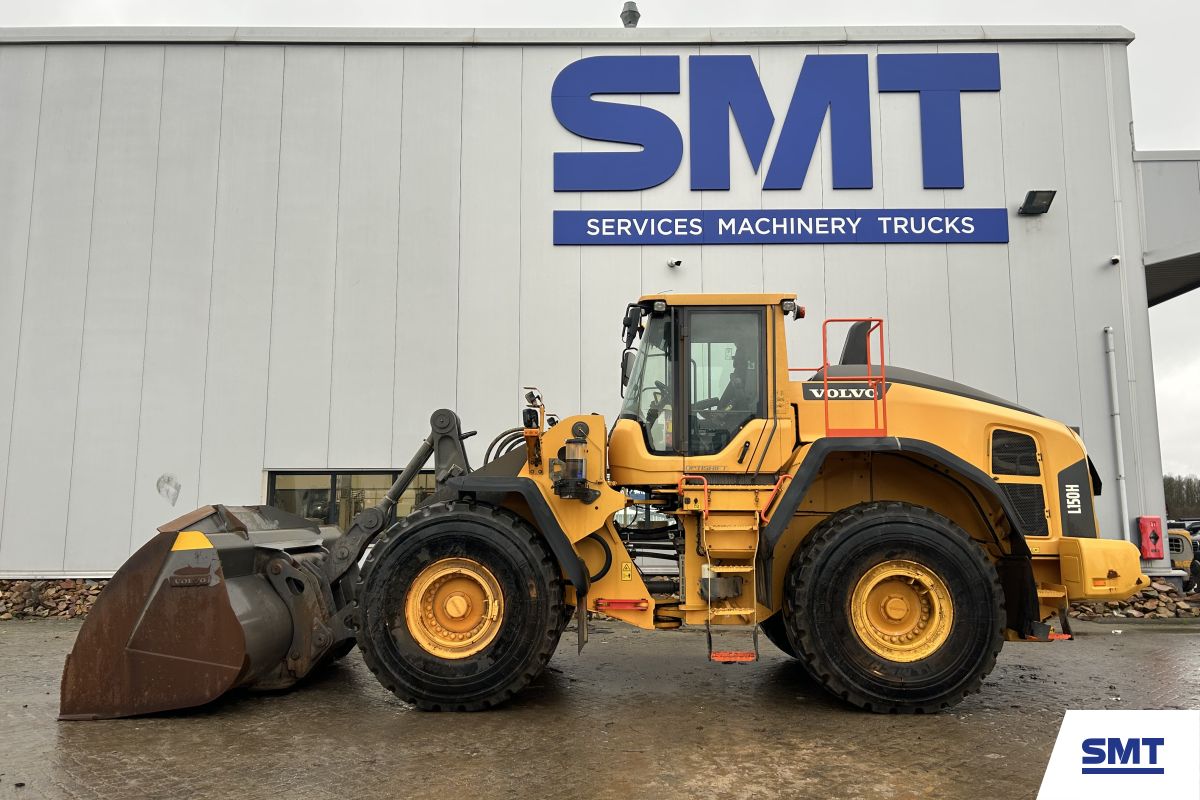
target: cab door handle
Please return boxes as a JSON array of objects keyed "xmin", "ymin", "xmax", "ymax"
[{"xmin": 737, "ymin": 440, "xmax": 751, "ymax": 464}]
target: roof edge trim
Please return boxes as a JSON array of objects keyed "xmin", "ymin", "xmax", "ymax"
[
  {"xmin": 1134, "ymin": 149, "xmax": 1200, "ymax": 162},
  {"xmin": 0, "ymin": 24, "xmax": 1136, "ymax": 46}
]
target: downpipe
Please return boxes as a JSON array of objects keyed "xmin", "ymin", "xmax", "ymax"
[{"xmin": 1103, "ymin": 326, "xmax": 1131, "ymax": 543}]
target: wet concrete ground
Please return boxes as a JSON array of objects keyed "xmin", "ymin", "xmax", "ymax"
[{"xmin": 1, "ymin": 619, "xmax": 1198, "ymax": 800}]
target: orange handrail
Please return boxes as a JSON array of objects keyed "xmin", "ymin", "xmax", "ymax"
[
  {"xmin": 759, "ymin": 473, "xmax": 794, "ymax": 524},
  {"xmin": 819, "ymin": 318, "xmax": 888, "ymax": 438}
]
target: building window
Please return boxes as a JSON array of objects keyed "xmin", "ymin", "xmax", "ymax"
[{"xmin": 267, "ymin": 470, "xmax": 437, "ymax": 530}]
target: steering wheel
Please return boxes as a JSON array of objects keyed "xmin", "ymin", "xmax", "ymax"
[
  {"xmin": 691, "ymin": 396, "xmax": 723, "ymax": 421},
  {"xmin": 643, "ymin": 380, "xmax": 671, "ymax": 430}
]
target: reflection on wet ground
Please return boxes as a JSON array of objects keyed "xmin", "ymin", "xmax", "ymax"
[{"xmin": 2, "ymin": 618, "xmax": 1197, "ymax": 799}]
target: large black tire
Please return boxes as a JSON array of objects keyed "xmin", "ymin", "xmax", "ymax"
[
  {"xmin": 356, "ymin": 500, "xmax": 563, "ymax": 711},
  {"xmin": 783, "ymin": 501, "xmax": 1003, "ymax": 714},
  {"xmin": 759, "ymin": 612, "xmax": 797, "ymax": 658}
]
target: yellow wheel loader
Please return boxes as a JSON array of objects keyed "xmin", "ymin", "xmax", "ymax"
[
  {"xmin": 60, "ymin": 293, "xmax": 1148, "ymax": 719},
  {"xmin": 1168, "ymin": 528, "xmax": 1198, "ymax": 593}
]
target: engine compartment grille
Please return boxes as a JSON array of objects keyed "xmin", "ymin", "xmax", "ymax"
[
  {"xmin": 992, "ymin": 429, "xmax": 1040, "ymax": 476},
  {"xmin": 1001, "ymin": 483, "xmax": 1048, "ymax": 536}
]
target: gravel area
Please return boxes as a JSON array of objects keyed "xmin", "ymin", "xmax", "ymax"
[
  {"xmin": 0, "ymin": 580, "xmax": 106, "ymax": 621},
  {"xmin": 1069, "ymin": 580, "xmax": 1199, "ymax": 621}
]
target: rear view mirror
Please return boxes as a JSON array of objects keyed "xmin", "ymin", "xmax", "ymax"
[
  {"xmin": 620, "ymin": 348, "xmax": 637, "ymax": 396},
  {"xmin": 621, "ymin": 304, "xmax": 643, "ymax": 349}
]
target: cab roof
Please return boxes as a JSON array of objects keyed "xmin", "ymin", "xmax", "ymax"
[{"xmin": 637, "ymin": 292, "xmax": 797, "ymax": 307}]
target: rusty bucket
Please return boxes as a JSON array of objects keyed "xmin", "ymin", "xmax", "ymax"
[{"xmin": 60, "ymin": 505, "xmax": 347, "ymax": 720}]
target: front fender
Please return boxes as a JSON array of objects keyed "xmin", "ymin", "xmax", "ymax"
[{"xmin": 445, "ymin": 474, "xmax": 590, "ymax": 596}]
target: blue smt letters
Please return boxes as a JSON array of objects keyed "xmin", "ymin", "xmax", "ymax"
[
  {"xmin": 549, "ymin": 52, "xmax": 1008, "ymax": 245},
  {"xmin": 551, "ymin": 53, "xmax": 1000, "ymax": 192}
]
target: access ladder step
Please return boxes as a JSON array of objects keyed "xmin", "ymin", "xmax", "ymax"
[
  {"xmin": 707, "ymin": 564, "xmax": 754, "ymax": 573},
  {"xmin": 710, "ymin": 607, "xmax": 756, "ymax": 617},
  {"xmin": 705, "ymin": 616, "xmax": 760, "ymax": 663}
]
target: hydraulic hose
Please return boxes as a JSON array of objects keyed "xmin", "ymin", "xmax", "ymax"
[
  {"xmin": 484, "ymin": 427, "xmax": 523, "ymax": 464},
  {"xmin": 498, "ymin": 435, "xmax": 526, "ymax": 456}
]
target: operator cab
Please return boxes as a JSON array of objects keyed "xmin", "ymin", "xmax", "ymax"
[{"xmin": 612, "ymin": 294, "xmax": 799, "ymax": 485}]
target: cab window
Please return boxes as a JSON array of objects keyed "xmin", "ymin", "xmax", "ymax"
[
  {"xmin": 685, "ymin": 309, "xmax": 764, "ymax": 456},
  {"xmin": 618, "ymin": 313, "xmax": 674, "ymax": 453}
]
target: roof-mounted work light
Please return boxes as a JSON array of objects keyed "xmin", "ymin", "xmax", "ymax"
[{"xmin": 1018, "ymin": 190, "xmax": 1056, "ymax": 216}]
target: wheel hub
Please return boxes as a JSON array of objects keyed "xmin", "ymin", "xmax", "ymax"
[
  {"xmin": 881, "ymin": 594, "xmax": 909, "ymax": 621},
  {"xmin": 850, "ymin": 559, "xmax": 953, "ymax": 662},
  {"xmin": 444, "ymin": 592, "xmax": 471, "ymax": 619},
  {"xmin": 403, "ymin": 558, "xmax": 504, "ymax": 659}
]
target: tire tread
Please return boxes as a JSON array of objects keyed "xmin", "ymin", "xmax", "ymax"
[
  {"xmin": 356, "ymin": 500, "xmax": 564, "ymax": 711},
  {"xmin": 784, "ymin": 500, "xmax": 1004, "ymax": 714}
]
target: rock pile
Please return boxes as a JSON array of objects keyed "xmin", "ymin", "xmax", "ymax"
[
  {"xmin": 0, "ymin": 579, "xmax": 106, "ymax": 620},
  {"xmin": 1069, "ymin": 580, "xmax": 1200, "ymax": 621}
]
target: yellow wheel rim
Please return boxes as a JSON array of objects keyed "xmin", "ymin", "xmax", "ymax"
[
  {"xmin": 850, "ymin": 559, "xmax": 954, "ymax": 663},
  {"xmin": 404, "ymin": 557, "xmax": 504, "ymax": 659}
]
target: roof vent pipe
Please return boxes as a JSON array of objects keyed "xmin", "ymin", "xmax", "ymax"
[{"xmin": 620, "ymin": 2, "xmax": 641, "ymax": 28}]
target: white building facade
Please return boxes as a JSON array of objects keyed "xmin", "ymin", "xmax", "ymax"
[{"xmin": 0, "ymin": 25, "xmax": 1175, "ymax": 576}]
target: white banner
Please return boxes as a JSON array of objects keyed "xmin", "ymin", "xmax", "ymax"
[{"xmin": 1038, "ymin": 710, "xmax": 1200, "ymax": 799}]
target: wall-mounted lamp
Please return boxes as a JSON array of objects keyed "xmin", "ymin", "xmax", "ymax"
[
  {"xmin": 1018, "ymin": 190, "xmax": 1056, "ymax": 216},
  {"xmin": 620, "ymin": 2, "xmax": 640, "ymax": 28}
]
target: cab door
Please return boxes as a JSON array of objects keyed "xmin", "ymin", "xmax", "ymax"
[{"xmin": 680, "ymin": 307, "xmax": 774, "ymax": 475}]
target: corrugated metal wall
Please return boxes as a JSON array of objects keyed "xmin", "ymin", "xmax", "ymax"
[{"xmin": 0, "ymin": 37, "xmax": 1166, "ymax": 575}]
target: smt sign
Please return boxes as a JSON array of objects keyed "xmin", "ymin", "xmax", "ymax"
[{"xmin": 550, "ymin": 53, "xmax": 1009, "ymax": 245}]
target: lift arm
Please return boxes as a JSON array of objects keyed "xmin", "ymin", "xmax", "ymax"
[{"xmin": 323, "ymin": 408, "xmax": 473, "ymax": 585}]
